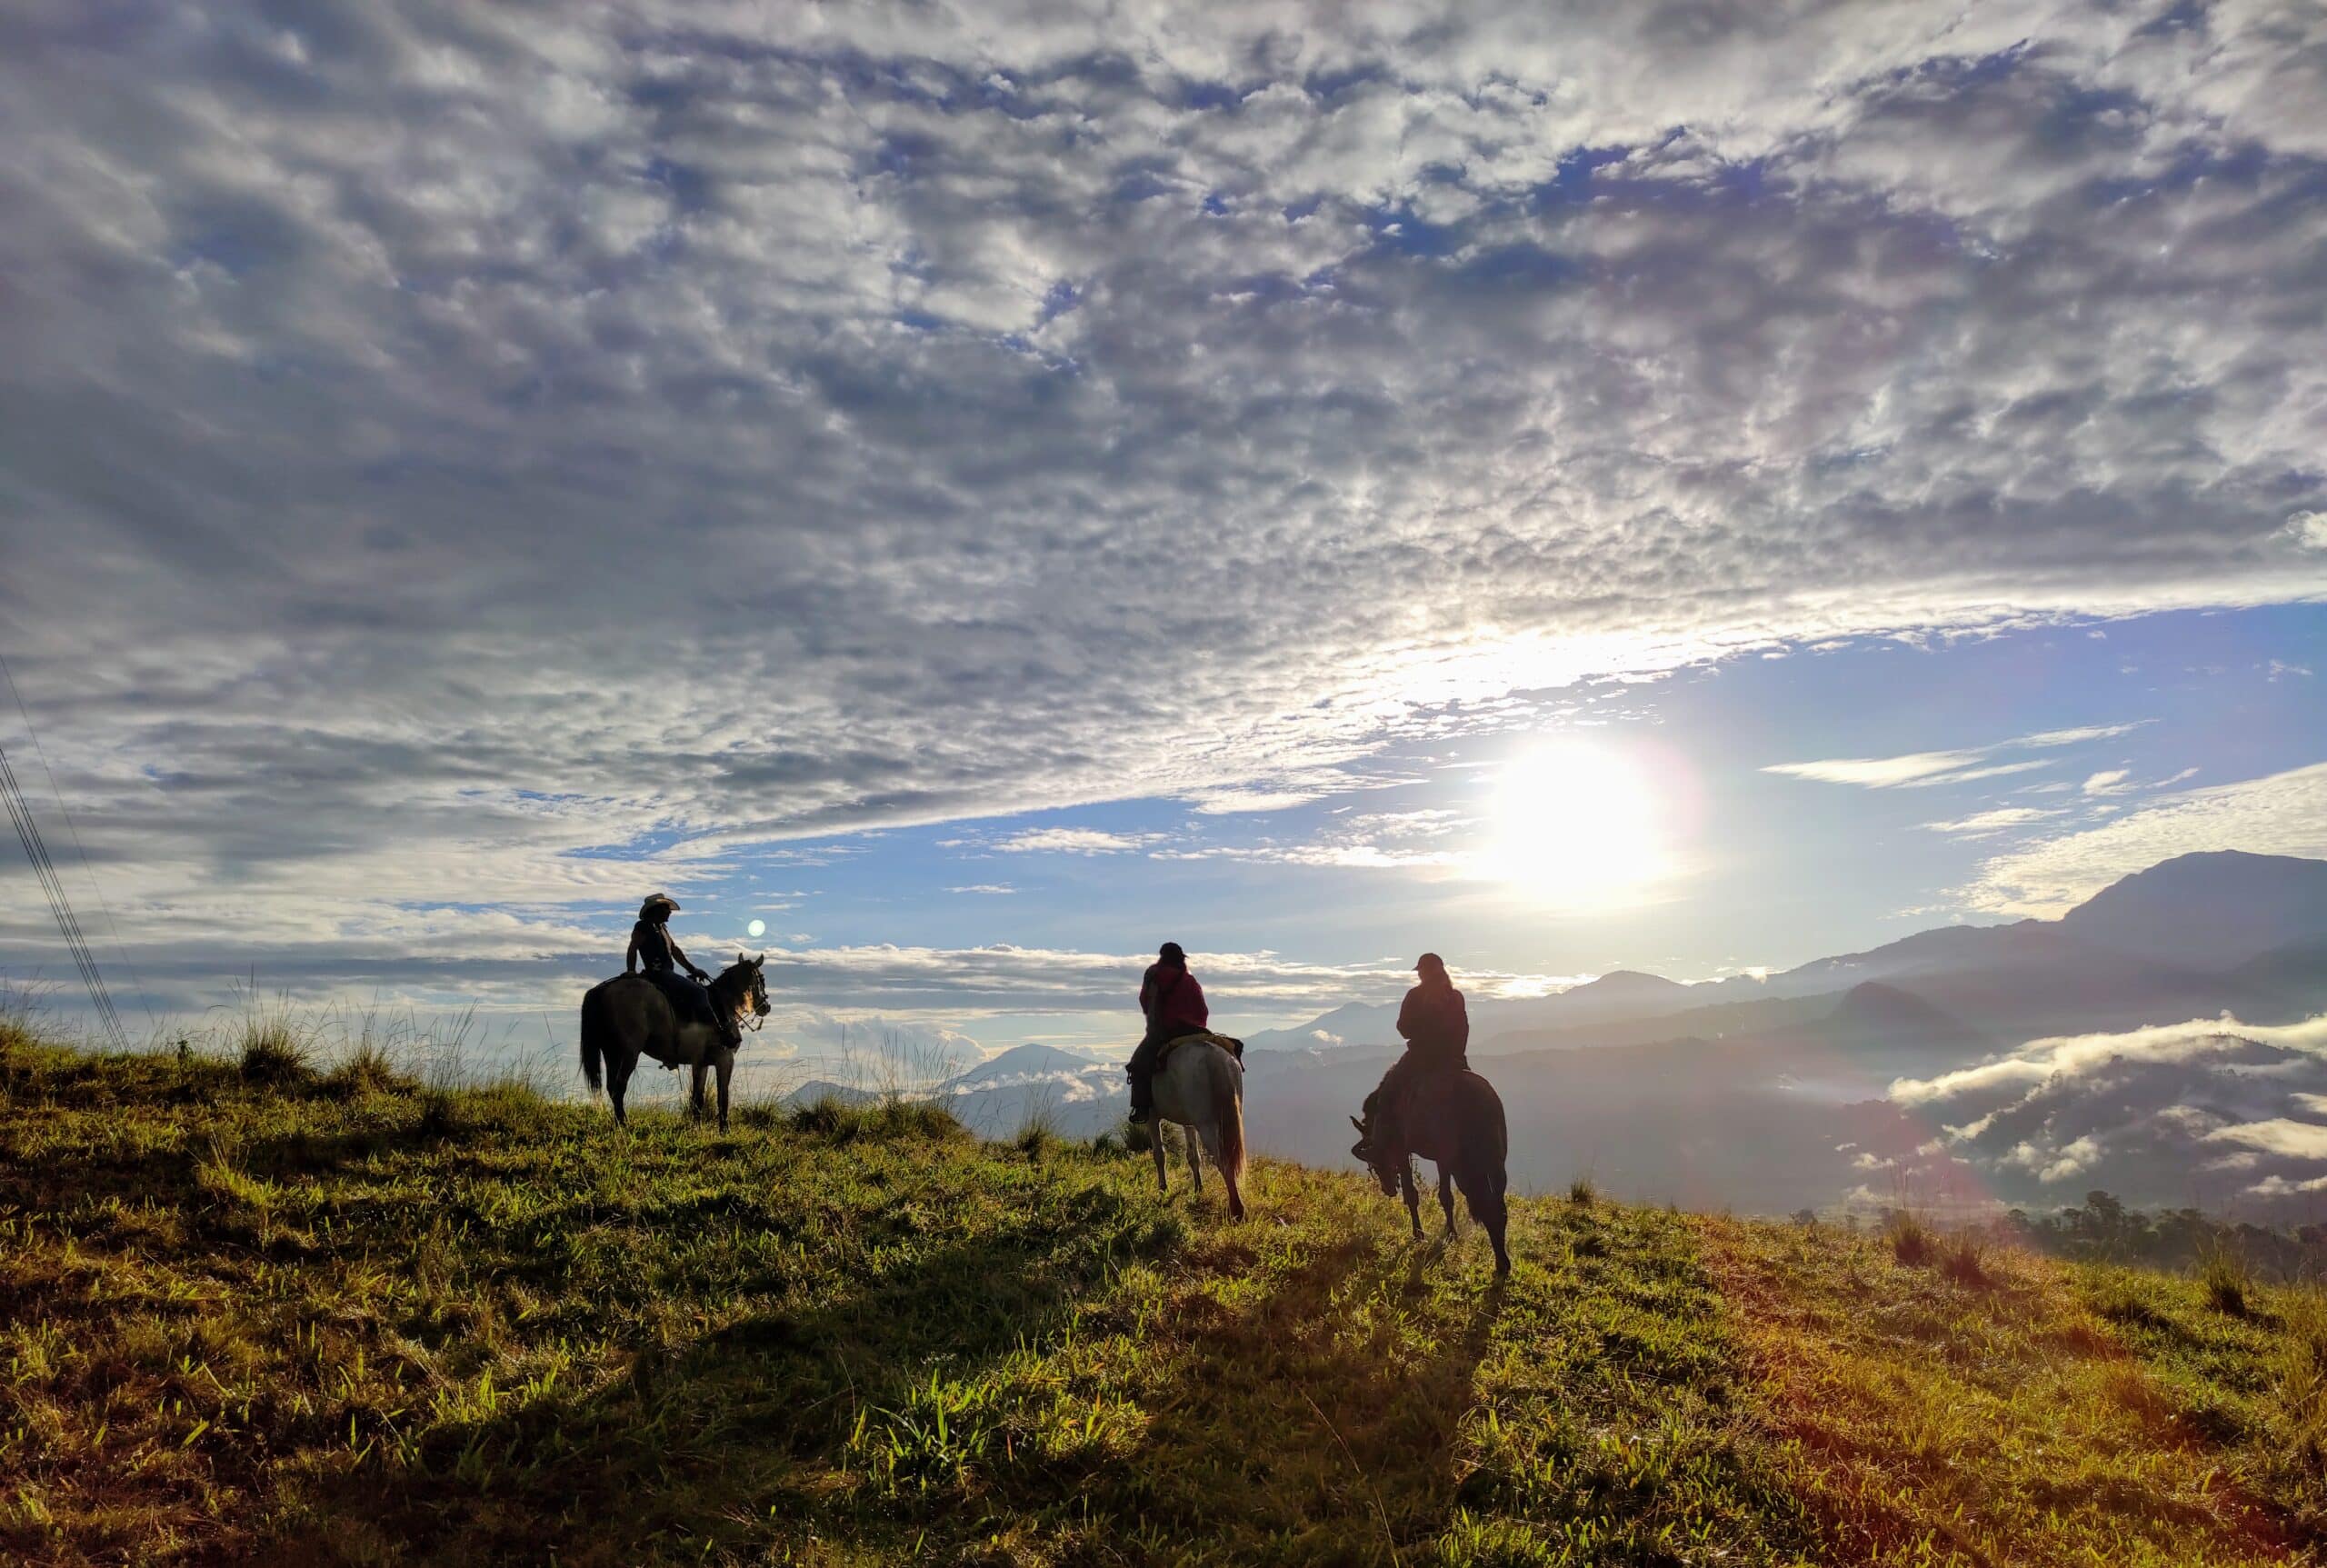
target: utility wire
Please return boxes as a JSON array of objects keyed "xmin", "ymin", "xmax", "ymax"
[
  {"xmin": 0, "ymin": 647, "xmax": 155, "ymax": 1032},
  {"xmin": 1, "ymin": 738, "xmax": 129, "ymax": 1048},
  {"xmin": 0, "ymin": 648, "xmax": 143, "ymax": 1048}
]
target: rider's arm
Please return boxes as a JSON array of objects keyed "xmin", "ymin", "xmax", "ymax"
[
  {"xmin": 625, "ymin": 929, "xmax": 640, "ymax": 974},
  {"xmin": 670, "ymin": 937, "xmax": 706, "ymax": 981},
  {"xmin": 1395, "ymin": 988, "xmax": 1418, "ymax": 1042}
]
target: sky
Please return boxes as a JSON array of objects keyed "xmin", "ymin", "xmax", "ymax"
[{"xmin": 0, "ymin": 0, "xmax": 2322, "ymax": 1063}]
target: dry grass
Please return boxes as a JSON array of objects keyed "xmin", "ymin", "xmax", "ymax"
[
  {"xmin": 5, "ymin": 1030, "xmax": 2327, "ymax": 1565},
  {"xmin": 1702, "ymin": 1217, "xmax": 2301, "ymax": 1566}
]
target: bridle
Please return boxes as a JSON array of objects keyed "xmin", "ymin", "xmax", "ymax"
[{"xmin": 713, "ymin": 966, "xmax": 772, "ymax": 1034}]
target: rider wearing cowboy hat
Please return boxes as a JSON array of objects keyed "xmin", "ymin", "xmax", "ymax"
[
  {"xmin": 624, "ymin": 893, "xmax": 744, "ymax": 1061},
  {"xmin": 626, "ymin": 893, "xmax": 710, "ymax": 984}
]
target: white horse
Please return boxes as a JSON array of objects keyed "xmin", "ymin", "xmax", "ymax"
[{"xmin": 1148, "ymin": 1035, "xmax": 1248, "ymax": 1220}]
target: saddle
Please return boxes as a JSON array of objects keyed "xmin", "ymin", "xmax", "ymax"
[
  {"xmin": 1154, "ymin": 1029, "xmax": 1243, "ymax": 1073},
  {"xmin": 634, "ymin": 970, "xmax": 724, "ymax": 1031}
]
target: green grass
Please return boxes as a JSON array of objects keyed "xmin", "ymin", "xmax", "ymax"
[{"xmin": 3, "ymin": 1039, "xmax": 2324, "ymax": 1565}]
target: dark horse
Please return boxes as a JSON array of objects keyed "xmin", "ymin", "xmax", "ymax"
[
  {"xmin": 1351, "ymin": 1070, "xmax": 1511, "ymax": 1274},
  {"xmin": 579, "ymin": 954, "xmax": 770, "ymax": 1132}
]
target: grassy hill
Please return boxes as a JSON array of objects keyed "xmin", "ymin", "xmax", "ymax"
[{"xmin": 3, "ymin": 1022, "xmax": 2324, "ymax": 1565}]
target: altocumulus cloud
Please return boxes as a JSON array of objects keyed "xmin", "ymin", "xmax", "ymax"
[
  {"xmin": 1, "ymin": 1, "xmax": 2323, "ymax": 1009},
  {"xmin": 1967, "ymin": 762, "xmax": 2327, "ymax": 916}
]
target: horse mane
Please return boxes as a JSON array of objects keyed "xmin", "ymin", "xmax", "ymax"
[{"xmin": 705, "ymin": 959, "xmax": 756, "ymax": 1014}]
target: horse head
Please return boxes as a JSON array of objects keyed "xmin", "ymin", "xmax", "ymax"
[
  {"xmin": 1350, "ymin": 1112, "xmax": 1399, "ymax": 1196},
  {"xmin": 716, "ymin": 953, "xmax": 774, "ymax": 1024}
]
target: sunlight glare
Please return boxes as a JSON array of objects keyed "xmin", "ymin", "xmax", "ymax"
[{"xmin": 1485, "ymin": 742, "xmax": 1673, "ymax": 910}]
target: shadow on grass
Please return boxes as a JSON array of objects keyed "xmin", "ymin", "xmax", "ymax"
[
  {"xmin": 280, "ymin": 1175, "xmax": 1183, "ymax": 1565},
  {"xmin": 1096, "ymin": 1232, "xmax": 1506, "ymax": 1564}
]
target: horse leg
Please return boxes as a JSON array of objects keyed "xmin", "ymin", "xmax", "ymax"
[
  {"xmin": 1438, "ymin": 1165, "xmax": 1458, "ymax": 1238},
  {"xmin": 608, "ymin": 1051, "xmax": 634, "ymax": 1128},
  {"xmin": 1457, "ymin": 1164, "xmax": 1512, "ymax": 1276},
  {"xmin": 1401, "ymin": 1160, "xmax": 1423, "ymax": 1241},
  {"xmin": 1185, "ymin": 1122, "xmax": 1204, "ymax": 1195},
  {"xmin": 687, "ymin": 1061, "xmax": 708, "ymax": 1122},
  {"xmin": 714, "ymin": 1052, "xmax": 734, "ymax": 1134},
  {"xmin": 1151, "ymin": 1120, "xmax": 1169, "ymax": 1195}
]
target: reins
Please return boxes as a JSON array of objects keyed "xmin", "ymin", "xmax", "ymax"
[{"xmin": 709, "ymin": 967, "xmax": 768, "ymax": 1033}]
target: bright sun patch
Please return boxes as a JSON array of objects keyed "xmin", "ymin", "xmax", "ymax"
[{"xmin": 1483, "ymin": 742, "xmax": 1673, "ymax": 910}]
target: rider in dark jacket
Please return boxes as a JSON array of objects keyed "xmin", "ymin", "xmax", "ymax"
[
  {"xmin": 1373, "ymin": 953, "xmax": 1469, "ymax": 1141},
  {"xmin": 1393, "ymin": 952, "xmax": 1469, "ymax": 1074},
  {"xmin": 1126, "ymin": 941, "xmax": 1208, "ymax": 1124}
]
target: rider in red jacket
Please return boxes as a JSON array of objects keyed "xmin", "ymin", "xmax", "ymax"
[{"xmin": 1127, "ymin": 941, "xmax": 1207, "ymax": 1123}]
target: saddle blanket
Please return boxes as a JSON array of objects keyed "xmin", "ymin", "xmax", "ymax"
[{"xmin": 1155, "ymin": 1029, "xmax": 1243, "ymax": 1071}]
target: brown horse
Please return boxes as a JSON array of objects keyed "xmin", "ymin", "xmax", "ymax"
[
  {"xmin": 1351, "ymin": 1069, "xmax": 1510, "ymax": 1274},
  {"xmin": 579, "ymin": 954, "xmax": 770, "ymax": 1131}
]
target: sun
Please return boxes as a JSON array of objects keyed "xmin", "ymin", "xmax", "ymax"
[{"xmin": 1483, "ymin": 741, "xmax": 1673, "ymax": 910}]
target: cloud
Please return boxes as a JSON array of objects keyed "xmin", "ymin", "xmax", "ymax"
[
  {"xmin": 1894, "ymin": 1014, "xmax": 2327, "ymax": 1206},
  {"xmin": 1893, "ymin": 1014, "xmax": 2327, "ymax": 1107},
  {"xmin": 2082, "ymin": 769, "xmax": 2132, "ymax": 796},
  {"xmin": 1964, "ymin": 762, "xmax": 2327, "ymax": 916},
  {"xmin": 993, "ymin": 829, "xmax": 1154, "ymax": 855},
  {"xmin": 1766, "ymin": 749, "xmax": 1992, "ymax": 788},
  {"xmin": 1920, "ymin": 806, "xmax": 2066, "ymax": 838},
  {"xmin": 2205, "ymin": 1118, "xmax": 2327, "ymax": 1161},
  {"xmin": 945, "ymin": 884, "xmax": 1016, "ymax": 894},
  {"xmin": 1765, "ymin": 723, "xmax": 2149, "ymax": 790},
  {"xmin": 2, "ymin": 2, "xmax": 2323, "ymax": 1010}
]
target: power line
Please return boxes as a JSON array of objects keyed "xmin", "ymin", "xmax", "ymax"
[
  {"xmin": 0, "ymin": 649, "xmax": 144, "ymax": 1049},
  {"xmin": 0, "ymin": 737, "xmax": 129, "ymax": 1049},
  {"xmin": 0, "ymin": 647, "xmax": 155, "ymax": 1031}
]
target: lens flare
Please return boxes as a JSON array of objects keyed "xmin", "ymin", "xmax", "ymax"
[{"xmin": 1483, "ymin": 741, "xmax": 1673, "ymax": 910}]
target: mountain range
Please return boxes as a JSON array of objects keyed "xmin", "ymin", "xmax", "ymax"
[{"xmin": 806, "ymin": 852, "xmax": 2327, "ymax": 1216}]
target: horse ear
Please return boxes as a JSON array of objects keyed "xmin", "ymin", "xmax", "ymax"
[
  {"xmin": 1350, "ymin": 1115, "xmax": 1365, "ymax": 1132},
  {"xmin": 736, "ymin": 951, "xmax": 745, "ymax": 965}
]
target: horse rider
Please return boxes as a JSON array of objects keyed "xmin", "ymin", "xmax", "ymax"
[
  {"xmin": 625, "ymin": 894, "xmax": 740, "ymax": 1055},
  {"xmin": 1126, "ymin": 941, "xmax": 1208, "ymax": 1124},
  {"xmin": 1372, "ymin": 952, "xmax": 1470, "ymax": 1141}
]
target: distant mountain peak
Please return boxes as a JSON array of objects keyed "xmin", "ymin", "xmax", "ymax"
[
  {"xmin": 1572, "ymin": 969, "xmax": 1689, "ymax": 995},
  {"xmin": 2060, "ymin": 851, "xmax": 2327, "ymax": 973},
  {"xmin": 941, "ymin": 1042, "xmax": 1110, "ymax": 1090},
  {"xmin": 1832, "ymin": 981, "xmax": 1960, "ymax": 1031}
]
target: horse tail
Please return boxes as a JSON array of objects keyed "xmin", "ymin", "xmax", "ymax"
[
  {"xmin": 579, "ymin": 984, "xmax": 606, "ymax": 1094},
  {"xmin": 1211, "ymin": 1048, "xmax": 1246, "ymax": 1183}
]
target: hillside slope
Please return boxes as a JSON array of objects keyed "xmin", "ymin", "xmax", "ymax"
[{"xmin": 2, "ymin": 1038, "xmax": 2323, "ymax": 1566}]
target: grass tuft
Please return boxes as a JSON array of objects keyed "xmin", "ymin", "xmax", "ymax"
[
  {"xmin": 1939, "ymin": 1232, "xmax": 1993, "ymax": 1289},
  {"xmin": 1886, "ymin": 1210, "xmax": 1935, "ymax": 1268},
  {"xmin": 2198, "ymin": 1242, "xmax": 2252, "ymax": 1318},
  {"xmin": 236, "ymin": 1027, "xmax": 311, "ymax": 1085},
  {"xmin": 1568, "ymin": 1176, "xmax": 1596, "ymax": 1206},
  {"xmin": 320, "ymin": 1037, "xmax": 408, "ymax": 1098}
]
